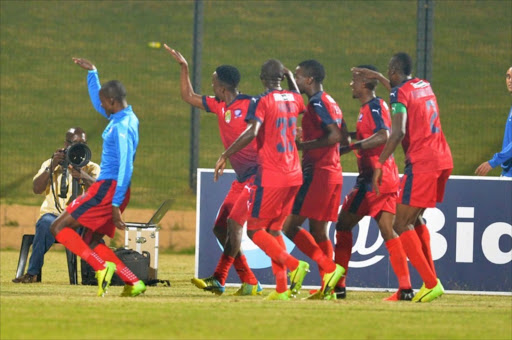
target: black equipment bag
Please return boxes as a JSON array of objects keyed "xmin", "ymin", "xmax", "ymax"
[{"xmin": 81, "ymin": 248, "xmax": 150, "ymax": 286}]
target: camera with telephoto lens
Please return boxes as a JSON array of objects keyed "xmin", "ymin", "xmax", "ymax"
[{"xmin": 61, "ymin": 143, "xmax": 92, "ymax": 168}]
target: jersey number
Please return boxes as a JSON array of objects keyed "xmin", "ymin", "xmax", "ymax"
[
  {"xmin": 276, "ymin": 117, "xmax": 297, "ymax": 153},
  {"xmin": 425, "ymin": 100, "xmax": 440, "ymax": 133}
]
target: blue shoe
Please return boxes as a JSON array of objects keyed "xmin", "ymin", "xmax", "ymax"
[{"xmin": 233, "ymin": 282, "xmax": 263, "ymax": 296}]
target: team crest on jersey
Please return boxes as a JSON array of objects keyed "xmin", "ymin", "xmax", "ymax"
[
  {"xmin": 234, "ymin": 109, "xmax": 242, "ymax": 118},
  {"xmin": 225, "ymin": 110, "xmax": 231, "ymax": 123}
]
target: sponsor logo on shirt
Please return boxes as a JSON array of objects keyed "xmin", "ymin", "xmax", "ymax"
[
  {"xmin": 273, "ymin": 93, "xmax": 295, "ymax": 102},
  {"xmin": 234, "ymin": 109, "xmax": 242, "ymax": 118},
  {"xmin": 225, "ymin": 110, "xmax": 231, "ymax": 123}
]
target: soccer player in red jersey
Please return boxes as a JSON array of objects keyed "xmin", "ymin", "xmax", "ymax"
[
  {"xmin": 334, "ymin": 65, "xmax": 413, "ymax": 301},
  {"xmin": 215, "ymin": 59, "xmax": 310, "ymax": 300},
  {"xmin": 164, "ymin": 44, "xmax": 261, "ymax": 296},
  {"xmin": 355, "ymin": 52, "xmax": 453, "ymax": 302},
  {"xmin": 281, "ymin": 59, "xmax": 346, "ymax": 300}
]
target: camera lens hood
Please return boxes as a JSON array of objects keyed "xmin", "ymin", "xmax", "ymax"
[{"xmin": 66, "ymin": 143, "xmax": 91, "ymax": 168}]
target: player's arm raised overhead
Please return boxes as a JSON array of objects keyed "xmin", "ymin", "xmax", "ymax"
[
  {"xmin": 283, "ymin": 67, "xmax": 299, "ymax": 93},
  {"xmin": 352, "ymin": 67, "xmax": 392, "ymax": 92},
  {"xmin": 163, "ymin": 43, "xmax": 204, "ymax": 109}
]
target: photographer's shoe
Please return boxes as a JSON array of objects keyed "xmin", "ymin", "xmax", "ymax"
[{"xmin": 12, "ymin": 273, "xmax": 38, "ymax": 284}]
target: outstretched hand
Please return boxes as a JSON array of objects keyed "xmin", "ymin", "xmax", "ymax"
[
  {"xmin": 163, "ymin": 44, "xmax": 188, "ymax": 66},
  {"xmin": 72, "ymin": 58, "xmax": 96, "ymax": 71}
]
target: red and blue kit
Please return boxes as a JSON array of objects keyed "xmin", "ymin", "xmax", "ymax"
[
  {"xmin": 67, "ymin": 179, "xmax": 130, "ymax": 238},
  {"xmin": 246, "ymin": 90, "xmax": 305, "ymax": 188},
  {"xmin": 293, "ymin": 91, "xmax": 343, "ymax": 221},
  {"xmin": 342, "ymin": 97, "xmax": 399, "ymax": 217},
  {"xmin": 390, "ymin": 78, "xmax": 453, "ymax": 207},
  {"xmin": 203, "ymin": 95, "xmax": 258, "ymax": 227},
  {"xmin": 245, "ymin": 90, "xmax": 305, "ymax": 223},
  {"xmin": 203, "ymin": 95, "xmax": 258, "ymax": 182},
  {"xmin": 390, "ymin": 78, "xmax": 453, "ymax": 173}
]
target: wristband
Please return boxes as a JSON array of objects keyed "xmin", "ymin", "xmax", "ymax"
[{"xmin": 374, "ymin": 161, "xmax": 383, "ymax": 169}]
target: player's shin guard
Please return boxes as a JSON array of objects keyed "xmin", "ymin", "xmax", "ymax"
[
  {"xmin": 55, "ymin": 228, "xmax": 105, "ymax": 271},
  {"xmin": 400, "ymin": 229, "xmax": 437, "ymax": 289},
  {"xmin": 335, "ymin": 230, "xmax": 352, "ymax": 287},
  {"xmin": 415, "ymin": 224, "xmax": 437, "ymax": 277},
  {"xmin": 385, "ymin": 237, "xmax": 412, "ymax": 289},
  {"xmin": 93, "ymin": 243, "xmax": 138, "ymax": 285}
]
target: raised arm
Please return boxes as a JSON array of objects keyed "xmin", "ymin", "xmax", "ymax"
[
  {"xmin": 72, "ymin": 58, "xmax": 108, "ymax": 119},
  {"xmin": 352, "ymin": 67, "xmax": 391, "ymax": 92},
  {"xmin": 163, "ymin": 44, "xmax": 204, "ymax": 109},
  {"xmin": 283, "ymin": 67, "xmax": 299, "ymax": 93}
]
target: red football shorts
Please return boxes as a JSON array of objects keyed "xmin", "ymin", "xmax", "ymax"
[
  {"xmin": 342, "ymin": 186, "xmax": 397, "ymax": 218},
  {"xmin": 247, "ymin": 185, "xmax": 300, "ymax": 231},
  {"xmin": 291, "ymin": 170, "xmax": 342, "ymax": 222},
  {"xmin": 66, "ymin": 179, "xmax": 130, "ymax": 238},
  {"xmin": 214, "ymin": 178, "xmax": 254, "ymax": 228},
  {"xmin": 398, "ymin": 168, "xmax": 452, "ymax": 208}
]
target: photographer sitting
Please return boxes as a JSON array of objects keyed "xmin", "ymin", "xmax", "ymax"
[{"xmin": 12, "ymin": 127, "xmax": 100, "ymax": 283}]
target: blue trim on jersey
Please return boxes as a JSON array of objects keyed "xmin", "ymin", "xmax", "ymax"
[
  {"xmin": 402, "ymin": 164, "xmax": 414, "ymax": 205},
  {"xmin": 70, "ymin": 180, "xmax": 114, "ymax": 220},
  {"xmin": 310, "ymin": 91, "xmax": 336, "ymax": 129},
  {"xmin": 368, "ymin": 98, "xmax": 388, "ymax": 133},
  {"xmin": 389, "ymin": 79, "xmax": 410, "ymax": 105},
  {"xmin": 291, "ymin": 169, "xmax": 314, "ymax": 215},
  {"xmin": 202, "ymin": 96, "xmax": 212, "ymax": 112}
]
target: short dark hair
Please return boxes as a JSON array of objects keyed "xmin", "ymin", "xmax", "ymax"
[
  {"xmin": 391, "ymin": 52, "xmax": 413, "ymax": 76},
  {"xmin": 216, "ymin": 65, "xmax": 241, "ymax": 90},
  {"xmin": 298, "ymin": 59, "xmax": 325, "ymax": 83},
  {"xmin": 260, "ymin": 59, "xmax": 284, "ymax": 81},
  {"xmin": 66, "ymin": 127, "xmax": 87, "ymax": 143},
  {"xmin": 100, "ymin": 80, "xmax": 127, "ymax": 103},
  {"xmin": 357, "ymin": 64, "xmax": 379, "ymax": 90}
]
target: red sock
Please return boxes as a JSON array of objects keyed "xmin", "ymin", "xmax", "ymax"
[
  {"xmin": 293, "ymin": 229, "xmax": 336, "ymax": 273},
  {"xmin": 385, "ymin": 237, "xmax": 411, "ymax": 289},
  {"xmin": 93, "ymin": 244, "xmax": 138, "ymax": 285},
  {"xmin": 251, "ymin": 230, "xmax": 299, "ymax": 270},
  {"xmin": 400, "ymin": 230, "xmax": 437, "ymax": 288},
  {"xmin": 272, "ymin": 260, "xmax": 288, "ymax": 293},
  {"xmin": 234, "ymin": 255, "xmax": 258, "ymax": 285},
  {"xmin": 335, "ymin": 230, "xmax": 352, "ymax": 287},
  {"xmin": 213, "ymin": 254, "xmax": 235, "ymax": 285},
  {"xmin": 55, "ymin": 228, "xmax": 105, "ymax": 271},
  {"xmin": 414, "ymin": 224, "xmax": 437, "ymax": 277}
]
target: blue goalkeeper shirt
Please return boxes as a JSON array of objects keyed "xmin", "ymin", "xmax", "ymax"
[
  {"xmin": 87, "ymin": 70, "xmax": 139, "ymax": 206},
  {"xmin": 489, "ymin": 105, "xmax": 512, "ymax": 177}
]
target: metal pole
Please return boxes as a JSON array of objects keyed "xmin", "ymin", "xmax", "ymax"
[
  {"xmin": 189, "ymin": 0, "xmax": 203, "ymax": 192},
  {"xmin": 416, "ymin": 0, "xmax": 434, "ymax": 82}
]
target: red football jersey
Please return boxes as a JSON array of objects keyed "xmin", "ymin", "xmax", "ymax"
[
  {"xmin": 203, "ymin": 94, "xmax": 258, "ymax": 181},
  {"xmin": 356, "ymin": 97, "xmax": 399, "ymax": 193},
  {"xmin": 390, "ymin": 78, "xmax": 453, "ymax": 173},
  {"xmin": 246, "ymin": 90, "xmax": 306, "ymax": 187},
  {"xmin": 301, "ymin": 91, "xmax": 343, "ymax": 184}
]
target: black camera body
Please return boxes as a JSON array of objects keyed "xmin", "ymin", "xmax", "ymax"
[
  {"xmin": 58, "ymin": 143, "xmax": 92, "ymax": 199},
  {"xmin": 61, "ymin": 143, "xmax": 92, "ymax": 168}
]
